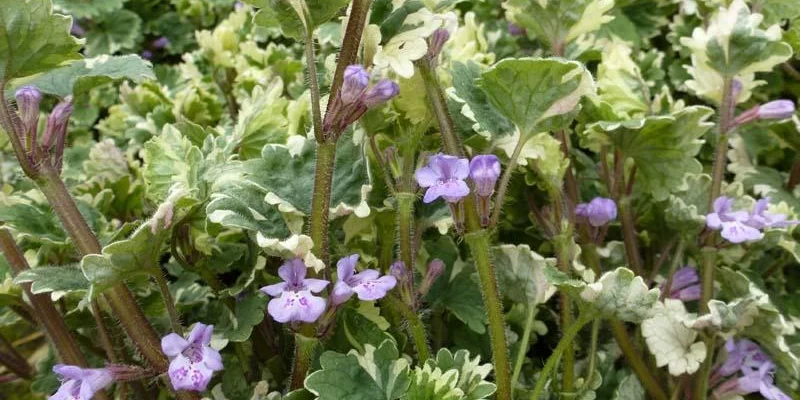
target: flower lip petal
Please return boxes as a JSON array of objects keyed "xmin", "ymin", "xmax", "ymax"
[
  {"xmin": 161, "ymin": 333, "xmax": 190, "ymax": 357},
  {"xmin": 303, "ymin": 278, "xmax": 329, "ymax": 293},
  {"xmin": 260, "ymin": 282, "xmax": 287, "ymax": 297},
  {"xmin": 415, "ymin": 166, "xmax": 440, "ymax": 188}
]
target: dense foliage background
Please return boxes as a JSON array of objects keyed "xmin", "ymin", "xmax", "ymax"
[{"xmin": 2, "ymin": 0, "xmax": 800, "ymax": 399}]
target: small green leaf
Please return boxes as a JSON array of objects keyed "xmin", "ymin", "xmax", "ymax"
[
  {"xmin": 13, "ymin": 265, "xmax": 89, "ymax": 296},
  {"xmin": 15, "ymin": 55, "xmax": 154, "ymax": 97},
  {"xmin": 52, "ymin": 0, "xmax": 126, "ymax": 19},
  {"xmin": 223, "ymin": 294, "xmax": 268, "ymax": 342},
  {"xmin": 0, "ymin": 0, "xmax": 82, "ymax": 81},
  {"xmin": 450, "ymin": 61, "xmax": 513, "ymax": 137},
  {"xmin": 492, "ymin": 244, "xmax": 556, "ymax": 305},
  {"xmin": 425, "ymin": 348, "xmax": 496, "ymax": 400},
  {"xmin": 478, "ymin": 58, "xmax": 594, "ymax": 135},
  {"xmin": 405, "ymin": 365, "xmax": 463, "ymax": 400},
  {"xmin": 142, "ymin": 124, "xmax": 204, "ymax": 202},
  {"xmin": 85, "ymin": 9, "xmax": 142, "ymax": 56},
  {"xmin": 305, "ymin": 339, "xmax": 411, "ymax": 400},
  {"xmin": 641, "ymin": 300, "xmax": 707, "ymax": 376},
  {"xmin": 581, "ymin": 268, "xmax": 661, "ymax": 323},
  {"xmin": 612, "ymin": 374, "xmax": 645, "ymax": 400},
  {"xmin": 260, "ymin": 0, "xmax": 349, "ymax": 39}
]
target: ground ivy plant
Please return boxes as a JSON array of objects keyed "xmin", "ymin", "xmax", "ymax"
[{"xmin": 1, "ymin": 0, "xmax": 800, "ymax": 399}]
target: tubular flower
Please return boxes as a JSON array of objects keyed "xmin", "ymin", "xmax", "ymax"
[
  {"xmin": 415, "ymin": 153, "xmax": 471, "ymax": 203},
  {"xmin": 161, "ymin": 323, "xmax": 223, "ymax": 391},
  {"xmin": 331, "ymin": 254, "xmax": 397, "ymax": 305},
  {"xmin": 260, "ymin": 259, "xmax": 329, "ymax": 323}
]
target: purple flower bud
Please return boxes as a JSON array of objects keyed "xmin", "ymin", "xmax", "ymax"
[
  {"xmin": 15, "ymin": 85, "xmax": 42, "ymax": 135},
  {"xmin": 42, "ymin": 100, "xmax": 73, "ymax": 149},
  {"xmin": 389, "ymin": 261, "xmax": 408, "ymax": 284},
  {"xmin": 363, "ymin": 80, "xmax": 399, "ymax": 108},
  {"xmin": 152, "ymin": 37, "xmax": 170, "ymax": 49},
  {"xmin": 507, "ymin": 22, "xmax": 526, "ymax": 36},
  {"xmin": 50, "ymin": 365, "xmax": 113, "ymax": 400},
  {"xmin": 469, "ymin": 154, "xmax": 501, "ymax": 197},
  {"xmin": 70, "ymin": 22, "xmax": 85, "ymax": 37},
  {"xmin": 663, "ymin": 266, "xmax": 701, "ymax": 301},
  {"xmin": 427, "ymin": 28, "xmax": 450, "ymax": 60},
  {"xmin": 575, "ymin": 197, "xmax": 617, "ymax": 227},
  {"xmin": 419, "ymin": 259, "xmax": 445, "ymax": 296},
  {"xmin": 161, "ymin": 323, "xmax": 223, "ymax": 391},
  {"xmin": 141, "ymin": 50, "xmax": 154, "ymax": 60},
  {"xmin": 341, "ymin": 65, "xmax": 370, "ymax": 104},
  {"xmin": 758, "ymin": 100, "xmax": 795, "ymax": 120},
  {"xmin": 731, "ymin": 79, "xmax": 743, "ymax": 99}
]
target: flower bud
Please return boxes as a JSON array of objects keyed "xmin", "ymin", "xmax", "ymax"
[
  {"xmin": 152, "ymin": 37, "xmax": 170, "ymax": 49},
  {"xmin": 70, "ymin": 22, "xmax": 85, "ymax": 37},
  {"xmin": 42, "ymin": 100, "xmax": 73, "ymax": 150},
  {"xmin": 507, "ymin": 22, "xmax": 526, "ymax": 36},
  {"xmin": 469, "ymin": 154, "xmax": 501, "ymax": 198},
  {"xmin": 363, "ymin": 80, "xmax": 399, "ymax": 108},
  {"xmin": 419, "ymin": 259, "xmax": 445, "ymax": 296},
  {"xmin": 15, "ymin": 86, "xmax": 42, "ymax": 135},
  {"xmin": 575, "ymin": 197, "xmax": 617, "ymax": 227},
  {"xmin": 730, "ymin": 79, "xmax": 743, "ymax": 100},
  {"xmin": 758, "ymin": 100, "xmax": 795, "ymax": 120},
  {"xmin": 427, "ymin": 28, "xmax": 450, "ymax": 60},
  {"xmin": 389, "ymin": 261, "xmax": 408, "ymax": 283},
  {"xmin": 341, "ymin": 65, "xmax": 370, "ymax": 104}
]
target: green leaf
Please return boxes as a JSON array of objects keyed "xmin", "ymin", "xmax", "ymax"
[
  {"xmin": 612, "ymin": 374, "xmax": 645, "ymax": 400},
  {"xmin": 15, "ymin": 55, "xmax": 154, "ymax": 97},
  {"xmin": 142, "ymin": 124, "xmax": 204, "ymax": 202},
  {"xmin": 424, "ymin": 348, "xmax": 496, "ymax": 400},
  {"xmin": 305, "ymin": 339, "xmax": 411, "ymax": 400},
  {"xmin": 596, "ymin": 40, "xmax": 651, "ymax": 118},
  {"xmin": 263, "ymin": 0, "xmax": 349, "ymax": 40},
  {"xmin": 328, "ymin": 306, "xmax": 391, "ymax": 354},
  {"xmin": 85, "ymin": 9, "xmax": 142, "ymax": 56},
  {"xmin": 450, "ymin": 61, "xmax": 513, "ymax": 137},
  {"xmin": 492, "ymin": 244, "xmax": 556, "ymax": 305},
  {"xmin": 52, "ymin": 0, "xmax": 126, "ymax": 18},
  {"xmin": 233, "ymin": 83, "xmax": 289, "ymax": 159},
  {"xmin": 477, "ymin": 58, "xmax": 594, "ymax": 135},
  {"xmin": 223, "ymin": 294, "xmax": 268, "ymax": 342},
  {"xmin": 13, "ymin": 265, "xmax": 89, "ymax": 297},
  {"xmin": 583, "ymin": 106, "xmax": 714, "ymax": 201},
  {"xmin": 504, "ymin": 0, "xmax": 614, "ymax": 46},
  {"xmin": 405, "ymin": 365, "xmax": 463, "ymax": 400},
  {"xmin": 664, "ymin": 173, "xmax": 712, "ymax": 234},
  {"xmin": 0, "ymin": 0, "xmax": 82, "ymax": 81},
  {"xmin": 641, "ymin": 300, "xmax": 707, "ymax": 376}
]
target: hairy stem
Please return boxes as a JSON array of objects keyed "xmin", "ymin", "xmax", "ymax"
[
  {"xmin": 396, "ymin": 193, "xmax": 416, "ymax": 270},
  {"xmin": 417, "ymin": 61, "xmax": 462, "ymax": 156},
  {"xmin": 290, "ymin": 334, "xmax": 319, "ymax": 390},
  {"xmin": 582, "ymin": 320, "xmax": 601, "ymax": 389},
  {"xmin": 610, "ymin": 320, "xmax": 669, "ymax": 400},
  {"xmin": 0, "ymin": 334, "xmax": 32, "ymax": 380},
  {"xmin": 304, "ymin": 33, "xmax": 325, "ymax": 143},
  {"xmin": 491, "ymin": 130, "xmax": 528, "ymax": 227},
  {"xmin": 390, "ymin": 295, "xmax": 431, "ymax": 362},
  {"xmin": 512, "ymin": 306, "xmax": 536, "ymax": 385},
  {"xmin": 324, "ymin": 0, "xmax": 372, "ymax": 117},
  {"xmin": 464, "ymin": 230, "xmax": 512, "ymax": 400},
  {"xmin": 618, "ymin": 196, "xmax": 644, "ymax": 276},
  {"xmin": 153, "ymin": 272, "xmax": 183, "ymax": 336},
  {"xmin": 90, "ymin": 301, "xmax": 119, "ymax": 364},
  {"xmin": 529, "ymin": 312, "xmax": 593, "ymax": 400},
  {"xmin": 309, "ymin": 142, "xmax": 337, "ymax": 270}
]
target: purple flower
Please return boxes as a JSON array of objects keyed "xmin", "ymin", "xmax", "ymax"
[
  {"xmin": 663, "ymin": 267, "xmax": 701, "ymax": 301},
  {"xmin": 341, "ymin": 65, "xmax": 370, "ymax": 104},
  {"xmin": 70, "ymin": 22, "xmax": 85, "ymax": 37},
  {"xmin": 706, "ymin": 196, "xmax": 763, "ymax": 243},
  {"xmin": 419, "ymin": 258, "xmax": 445, "ymax": 296},
  {"xmin": 469, "ymin": 155, "xmax": 501, "ymax": 198},
  {"xmin": 416, "ymin": 153, "xmax": 470, "ymax": 203},
  {"xmin": 50, "ymin": 365, "xmax": 113, "ymax": 400},
  {"xmin": 152, "ymin": 37, "xmax": 170, "ymax": 49},
  {"xmin": 141, "ymin": 50, "xmax": 154, "ymax": 60},
  {"xmin": 331, "ymin": 254, "xmax": 397, "ymax": 305},
  {"xmin": 575, "ymin": 197, "xmax": 617, "ymax": 227},
  {"xmin": 161, "ymin": 323, "xmax": 223, "ymax": 392},
  {"xmin": 744, "ymin": 198, "xmax": 798, "ymax": 229},
  {"xmin": 260, "ymin": 259, "xmax": 328, "ymax": 323},
  {"xmin": 712, "ymin": 339, "xmax": 791, "ymax": 400},
  {"xmin": 363, "ymin": 79, "xmax": 400, "ymax": 108},
  {"xmin": 507, "ymin": 22, "xmax": 526, "ymax": 36},
  {"xmin": 15, "ymin": 85, "xmax": 42, "ymax": 135},
  {"xmin": 758, "ymin": 100, "xmax": 795, "ymax": 120}
]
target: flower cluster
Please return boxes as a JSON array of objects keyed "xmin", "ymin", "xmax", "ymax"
[
  {"xmin": 261, "ymin": 256, "xmax": 397, "ymax": 324},
  {"xmin": 575, "ymin": 197, "xmax": 617, "ymax": 227},
  {"xmin": 323, "ymin": 65, "xmax": 399, "ymax": 136},
  {"xmin": 706, "ymin": 197, "xmax": 797, "ymax": 243},
  {"xmin": 711, "ymin": 339, "xmax": 791, "ymax": 400},
  {"xmin": 415, "ymin": 153, "xmax": 501, "ymax": 227},
  {"xmin": 161, "ymin": 323, "xmax": 223, "ymax": 391}
]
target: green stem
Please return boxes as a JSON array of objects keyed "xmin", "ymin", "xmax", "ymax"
[
  {"xmin": 512, "ymin": 306, "xmax": 536, "ymax": 385},
  {"xmin": 618, "ymin": 196, "xmax": 643, "ymax": 276},
  {"xmin": 582, "ymin": 320, "xmax": 601, "ymax": 389},
  {"xmin": 396, "ymin": 193, "xmax": 416, "ymax": 269},
  {"xmin": 90, "ymin": 300, "xmax": 120, "ymax": 364},
  {"xmin": 530, "ymin": 313, "xmax": 593, "ymax": 400},
  {"xmin": 304, "ymin": 33, "xmax": 324, "ymax": 143},
  {"xmin": 290, "ymin": 334, "xmax": 319, "ymax": 390},
  {"xmin": 0, "ymin": 334, "xmax": 32, "ymax": 380},
  {"xmin": 491, "ymin": 130, "xmax": 528, "ymax": 227},
  {"xmin": 35, "ymin": 164, "xmax": 169, "ymax": 372},
  {"xmin": 391, "ymin": 295, "xmax": 431, "ymax": 362},
  {"xmin": 464, "ymin": 230, "xmax": 512, "ymax": 400},
  {"xmin": 323, "ymin": 0, "xmax": 372, "ymax": 117},
  {"xmin": 309, "ymin": 142, "xmax": 337, "ymax": 270},
  {"xmin": 417, "ymin": 61, "xmax": 462, "ymax": 156},
  {"xmin": 153, "ymin": 271, "xmax": 183, "ymax": 336},
  {"xmin": 610, "ymin": 320, "xmax": 669, "ymax": 400}
]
